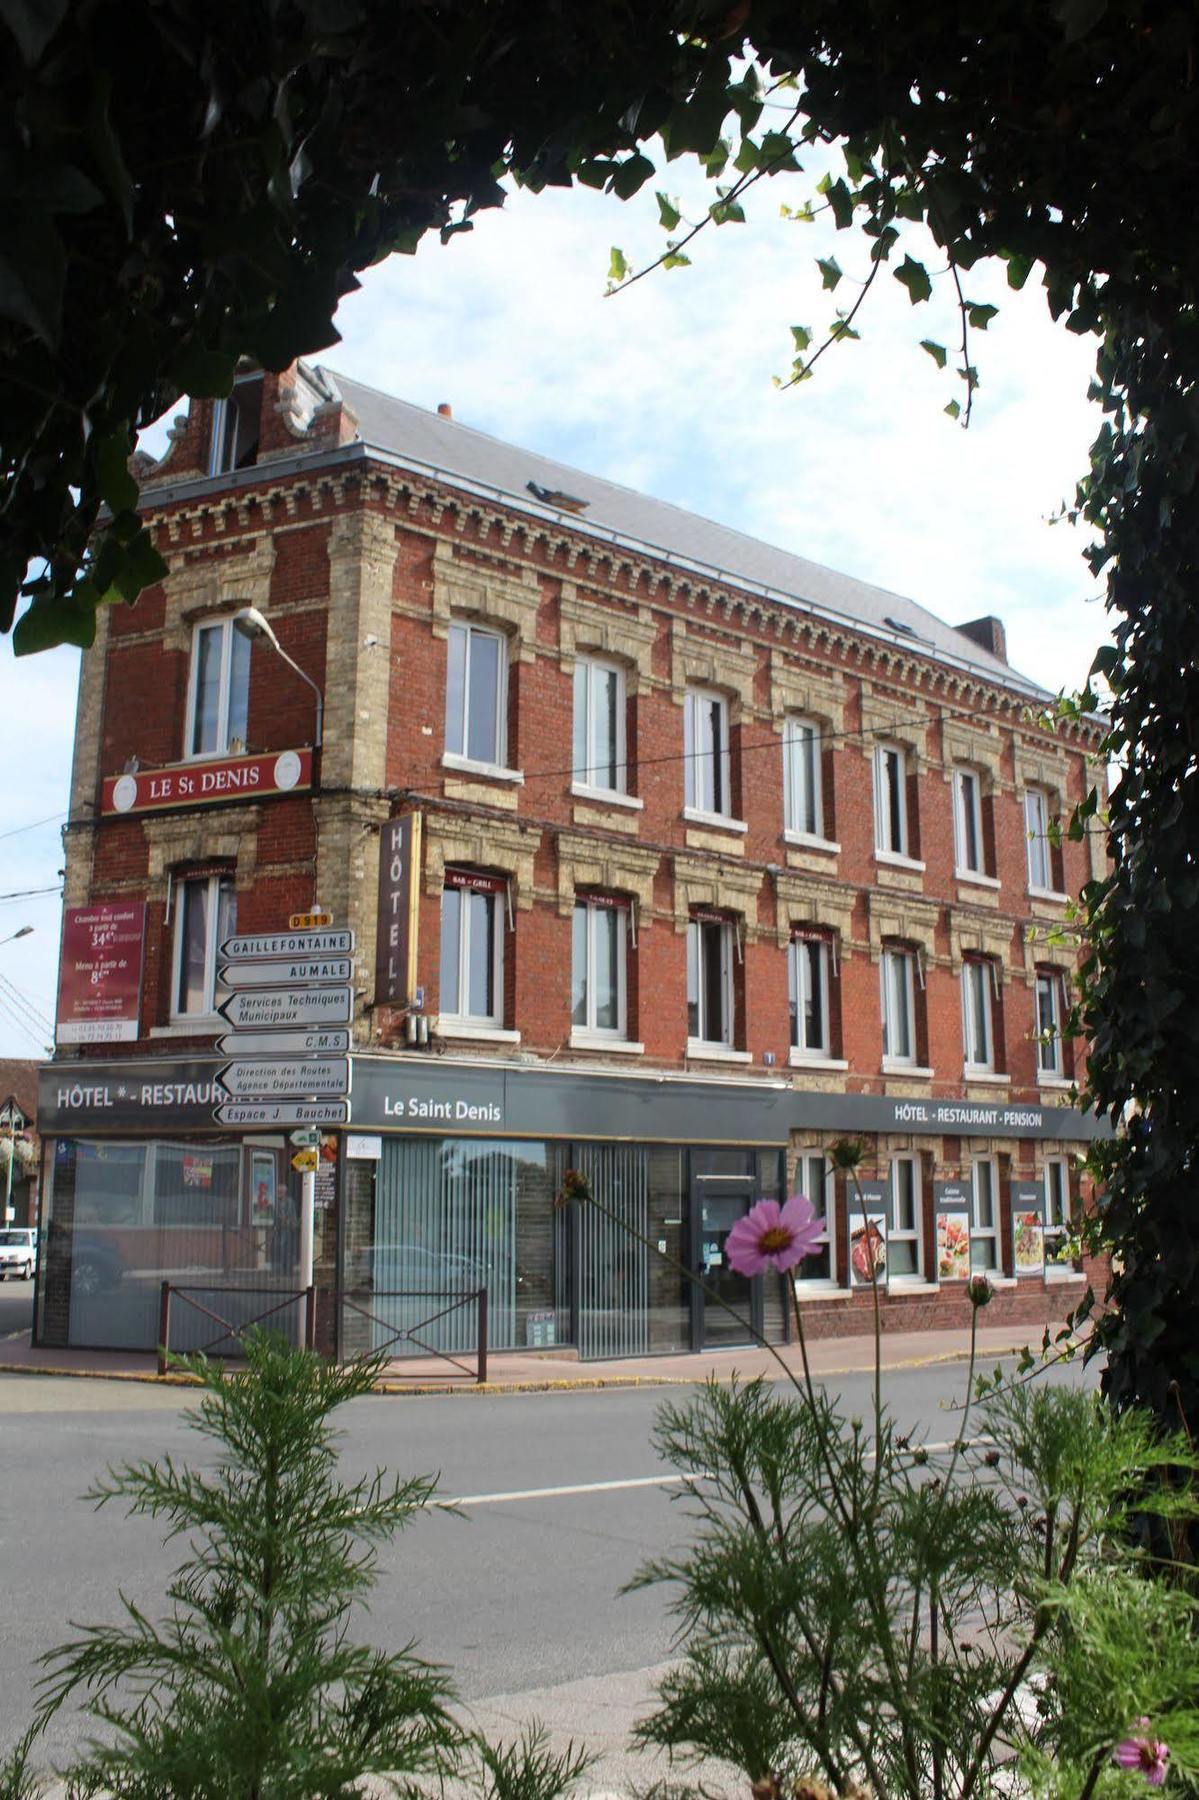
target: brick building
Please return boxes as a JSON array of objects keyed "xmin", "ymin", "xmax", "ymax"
[{"xmin": 36, "ymin": 363, "xmax": 1107, "ymax": 1360}]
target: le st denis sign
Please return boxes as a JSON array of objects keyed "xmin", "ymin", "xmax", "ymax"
[{"xmin": 101, "ymin": 748, "xmax": 313, "ymax": 815}]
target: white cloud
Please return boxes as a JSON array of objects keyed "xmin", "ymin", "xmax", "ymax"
[{"xmin": 0, "ymin": 150, "xmax": 1111, "ymax": 1056}]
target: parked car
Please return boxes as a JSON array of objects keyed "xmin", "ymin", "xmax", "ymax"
[{"xmin": 0, "ymin": 1228, "xmax": 37, "ymax": 1281}]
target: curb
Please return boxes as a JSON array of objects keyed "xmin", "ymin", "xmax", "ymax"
[{"xmin": 0, "ymin": 1337, "xmax": 1041, "ymax": 1397}]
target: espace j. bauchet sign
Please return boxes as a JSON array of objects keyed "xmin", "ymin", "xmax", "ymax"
[{"xmin": 39, "ymin": 1057, "xmax": 1108, "ymax": 1143}]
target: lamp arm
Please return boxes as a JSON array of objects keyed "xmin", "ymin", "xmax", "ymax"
[{"xmin": 272, "ymin": 645, "xmax": 324, "ymax": 749}]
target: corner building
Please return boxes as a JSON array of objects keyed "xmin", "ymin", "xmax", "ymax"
[{"xmin": 37, "ymin": 364, "xmax": 1108, "ymax": 1361}]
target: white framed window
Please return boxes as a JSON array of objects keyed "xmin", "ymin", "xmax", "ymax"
[
  {"xmin": 571, "ymin": 898, "xmax": 628, "ymax": 1038},
  {"xmin": 687, "ymin": 915, "xmax": 734, "ymax": 1046},
  {"xmin": 439, "ymin": 872, "xmax": 505, "ymax": 1026},
  {"xmin": 889, "ymin": 1155, "xmax": 924, "ymax": 1280},
  {"xmin": 794, "ymin": 1152, "xmax": 836, "ymax": 1285},
  {"xmin": 1044, "ymin": 1156, "xmax": 1073, "ymax": 1264},
  {"xmin": 1024, "ymin": 787, "xmax": 1053, "ymax": 891},
  {"xmin": 1036, "ymin": 970, "xmax": 1065, "ymax": 1077},
  {"xmin": 445, "ymin": 622, "xmax": 508, "ymax": 767},
  {"xmin": 172, "ymin": 873, "xmax": 237, "ymax": 1019},
  {"xmin": 186, "ymin": 619, "xmax": 251, "ymax": 759},
  {"xmin": 572, "ymin": 658, "xmax": 627, "ymax": 794},
  {"xmin": 873, "ymin": 743, "xmax": 909, "ymax": 855},
  {"xmin": 970, "ymin": 1157, "xmax": 1000, "ymax": 1271},
  {"xmin": 952, "ymin": 767, "xmax": 984, "ymax": 874},
  {"xmin": 208, "ymin": 372, "xmax": 264, "ymax": 477},
  {"xmin": 783, "ymin": 716, "xmax": 823, "ymax": 837},
  {"xmin": 788, "ymin": 933, "xmax": 831, "ymax": 1057},
  {"xmin": 684, "ymin": 687, "xmax": 732, "ymax": 816},
  {"xmin": 961, "ymin": 958, "xmax": 995, "ymax": 1072},
  {"xmin": 880, "ymin": 946, "xmax": 917, "ymax": 1065}
]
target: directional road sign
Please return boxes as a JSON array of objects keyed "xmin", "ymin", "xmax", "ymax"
[
  {"xmin": 214, "ymin": 1100, "xmax": 351, "ymax": 1127},
  {"xmin": 219, "ymin": 956, "xmax": 352, "ymax": 989},
  {"xmin": 215, "ymin": 1027, "xmax": 351, "ymax": 1057},
  {"xmin": 217, "ymin": 987, "xmax": 353, "ymax": 1031},
  {"xmin": 221, "ymin": 928, "xmax": 354, "ymax": 960},
  {"xmin": 217, "ymin": 1058, "xmax": 350, "ymax": 1100}
]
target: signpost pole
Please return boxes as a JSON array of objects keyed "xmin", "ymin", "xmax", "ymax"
[{"xmin": 299, "ymin": 1167, "xmax": 316, "ymax": 1346}]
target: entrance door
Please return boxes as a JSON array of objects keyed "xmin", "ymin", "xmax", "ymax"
[{"xmin": 690, "ymin": 1151, "xmax": 760, "ymax": 1348}]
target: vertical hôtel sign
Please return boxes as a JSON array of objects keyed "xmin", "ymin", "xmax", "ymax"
[
  {"xmin": 56, "ymin": 903, "xmax": 147, "ymax": 1044},
  {"xmin": 375, "ymin": 813, "xmax": 421, "ymax": 1006}
]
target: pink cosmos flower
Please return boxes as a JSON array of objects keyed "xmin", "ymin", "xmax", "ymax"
[
  {"xmin": 1114, "ymin": 1721, "xmax": 1170, "ymax": 1786},
  {"xmin": 726, "ymin": 1194, "xmax": 824, "ymax": 1277}
]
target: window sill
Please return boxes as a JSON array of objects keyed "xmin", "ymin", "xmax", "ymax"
[
  {"xmin": 887, "ymin": 1279, "xmax": 939, "ymax": 1294},
  {"xmin": 789, "ymin": 1050, "xmax": 849, "ymax": 1071},
  {"xmin": 964, "ymin": 1068, "xmax": 1010, "ymax": 1085},
  {"xmin": 435, "ymin": 1019, "xmax": 521, "ymax": 1044},
  {"xmin": 794, "ymin": 1283, "xmax": 852, "ymax": 1302},
  {"xmin": 683, "ymin": 807, "xmax": 748, "ymax": 834},
  {"xmin": 442, "ymin": 753, "xmax": 524, "ymax": 785},
  {"xmin": 685, "ymin": 1039, "xmax": 751, "ymax": 1064},
  {"xmin": 157, "ymin": 1020, "xmax": 220, "ymax": 1038},
  {"xmin": 570, "ymin": 782, "xmax": 643, "ymax": 811},
  {"xmin": 783, "ymin": 830, "xmax": 841, "ymax": 854},
  {"xmin": 1045, "ymin": 1267, "xmax": 1087, "ymax": 1283},
  {"xmin": 955, "ymin": 867, "xmax": 1001, "ymax": 890},
  {"xmin": 1027, "ymin": 886, "xmax": 1069, "ymax": 904},
  {"xmin": 568, "ymin": 1031, "xmax": 645, "ymax": 1055},
  {"xmin": 1037, "ymin": 1075, "xmax": 1073, "ymax": 1091},
  {"xmin": 874, "ymin": 850, "xmax": 926, "ymax": 873},
  {"xmin": 882, "ymin": 1060, "xmax": 934, "ymax": 1079}
]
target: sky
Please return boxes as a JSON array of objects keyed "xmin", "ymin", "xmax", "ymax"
[{"xmin": 0, "ymin": 142, "xmax": 1112, "ymax": 1061}]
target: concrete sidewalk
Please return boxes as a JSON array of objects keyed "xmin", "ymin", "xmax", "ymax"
[{"xmin": 0, "ymin": 1318, "xmax": 1071, "ymax": 1393}]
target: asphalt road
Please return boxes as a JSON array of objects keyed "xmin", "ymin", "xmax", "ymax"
[{"xmin": 0, "ymin": 1353, "xmax": 1095, "ymax": 1783}]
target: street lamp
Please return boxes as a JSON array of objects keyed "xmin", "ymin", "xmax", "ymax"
[
  {"xmin": 0, "ymin": 926, "xmax": 33, "ymax": 948},
  {"xmin": 231, "ymin": 607, "xmax": 324, "ymax": 748}
]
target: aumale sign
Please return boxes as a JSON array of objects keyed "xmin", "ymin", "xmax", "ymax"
[
  {"xmin": 100, "ymin": 748, "xmax": 312, "ymax": 816},
  {"xmin": 56, "ymin": 903, "xmax": 146, "ymax": 1044},
  {"xmin": 218, "ymin": 957, "xmax": 352, "ymax": 989},
  {"xmin": 217, "ymin": 987, "xmax": 353, "ymax": 1030},
  {"xmin": 221, "ymin": 929, "xmax": 354, "ymax": 960}
]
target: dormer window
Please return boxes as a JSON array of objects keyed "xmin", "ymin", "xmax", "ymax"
[{"xmin": 208, "ymin": 372, "xmax": 264, "ymax": 477}]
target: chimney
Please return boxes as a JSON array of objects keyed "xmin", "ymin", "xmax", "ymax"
[
  {"xmin": 437, "ymin": 402, "xmax": 453, "ymax": 419},
  {"xmin": 954, "ymin": 614, "xmax": 1007, "ymax": 663}
]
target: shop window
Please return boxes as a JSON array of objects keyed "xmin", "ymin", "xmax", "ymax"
[
  {"xmin": 1024, "ymin": 786, "xmax": 1057, "ymax": 892},
  {"xmin": 1044, "ymin": 1156, "xmax": 1073, "ymax": 1266},
  {"xmin": 1036, "ymin": 969, "xmax": 1066, "ymax": 1078},
  {"xmin": 889, "ymin": 1155, "xmax": 923, "ymax": 1280},
  {"xmin": 788, "ymin": 932, "xmax": 831, "ymax": 1059},
  {"xmin": 880, "ymin": 945, "xmax": 918, "ymax": 1066},
  {"xmin": 952, "ymin": 766, "xmax": 985, "ymax": 875},
  {"xmin": 208, "ymin": 372, "xmax": 263, "ymax": 477},
  {"xmin": 572, "ymin": 657, "xmax": 627, "ymax": 794},
  {"xmin": 873, "ymin": 742, "xmax": 909, "ymax": 856},
  {"xmin": 445, "ymin": 621, "xmax": 508, "ymax": 767},
  {"xmin": 186, "ymin": 617, "xmax": 251, "ymax": 758},
  {"xmin": 687, "ymin": 915, "xmax": 735, "ymax": 1047},
  {"xmin": 684, "ymin": 687, "xmax": 732, "ymax": 817},
  {"xmin": 961, "ymin": 957, "xmax": 996, "ymax": 1073},
  {"xmin": 152, "ymin": 1144, "xmax": 241, "ymax": 1229},
  {"xmin": 172, "ymin": 872, "xmax": 236, "ymax": 1020},
  {"xmin": 783, "ymin": 715, "xmax": 823, "ymax": 838},
  {"xmin": 970, "ymin": 1156, "xmax": 1000, "ymax": 1271},
  {"xmin": 794, "ymin": 1152, "xmax": 836, "ymax": 1285},
  {"xmin": 571, "ymin": 897, "xmax": 629, "ymax": 1038},
  {"xmin": 439, "ymin": 871, "xmax": 505, "ymax": 1026}
]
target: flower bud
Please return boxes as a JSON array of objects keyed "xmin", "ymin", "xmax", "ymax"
[{"xmin": 967, "ymin": 1273, "xmax": 993, "ymax": 1308}]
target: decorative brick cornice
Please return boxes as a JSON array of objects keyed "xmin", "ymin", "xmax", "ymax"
[
  {"xmin": 859, "ymin": 684, "xmax": 930, "ymax": 767},
  {"xmin": 941, "ymin": 714, "xmax": 1005, "ymax": 783},
  {"xmin": 161, "ymin": 536, "xmax": 277, "ymax": 654},
  {"xmin": 668, "ymin": 620, "xmax": 758, "ymax": 711},
  {"xmin": 947, "ymin": 909, "xmax": 1020, "ymax": 981},
  {"xmin": 768, "ymin": 652, "xmax": 845, "ymax": 732},
  {"xmin": 1013, "ymin": 738, "xmax": 1070, "ymax": 801},
  {"xmin": 866, "ymin": 890, "xmax": 942, "ymax": 958},
  {"xmin": 554, "ymin": 832, "xmax": 661, "ymax": 920},
  {"xmin": 142, "ymin": 807, "xmax": 260, "ymax": 890},
  {"xmin": 671, "ymin": 854, "xmax": 764, "ymax": 936},
  {"xmin": 422, "ymin": 811, "xmax": 537, "ymax": 909}
]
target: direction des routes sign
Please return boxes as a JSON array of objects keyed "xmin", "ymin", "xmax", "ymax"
[
  {"xmin": 217, "ymin": 987, "xmax": 352, "ymax": 1030},
  {"xmin": 221, "ymin": 929, "xmax": 354, "ymax": 960},
  {"xmin": 217, "ymin": 1058, "xmax": 350, "ymax": 1100},
  {"xmin": 219, "ymin": 957, "xmax": 352, "ymax": 989}
]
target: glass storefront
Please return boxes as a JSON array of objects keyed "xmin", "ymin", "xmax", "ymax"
[{"xmin": 39, "ymin": 1136, "xmax": 303, "ymax": 1351}]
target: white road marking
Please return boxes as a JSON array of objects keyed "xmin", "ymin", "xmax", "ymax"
[{"xmin": 435, "ymin": 1473, "xmax": 705, "ymax": 1508}]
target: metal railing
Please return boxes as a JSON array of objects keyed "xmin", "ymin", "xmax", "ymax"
[
  {"xmin": 157, "ymin": 1281, "xmax": 316, "ymax": 1376},
  {"xmin": 340, "ymin": 1286, "xmax": 489, "ymax": 1384}
]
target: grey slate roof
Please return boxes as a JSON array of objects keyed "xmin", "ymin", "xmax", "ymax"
[{"xmin": 324, "ymin": 368, "xmax": 1046, "ymax": 699}]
